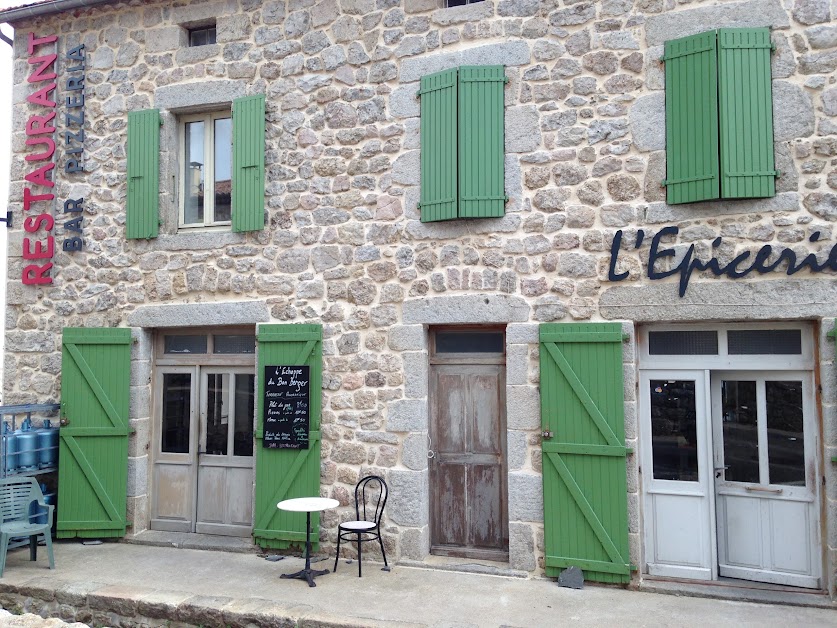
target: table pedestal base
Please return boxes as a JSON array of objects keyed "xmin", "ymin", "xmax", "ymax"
[{"xmin": 280, "ymin": 566, "xmax": 330, "ymax": 587}]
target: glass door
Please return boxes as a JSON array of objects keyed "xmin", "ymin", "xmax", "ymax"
[
  {"xmin": 640, "ymin": 370, "xmax": 713, "ymax": 580},
  {"xmin": 150, "ymin": 367, "xmax": 198, "ymax": 532},
  {"xmin": 195, "ymin": 369, "xmax": 256, "ymax": 536},
  {"xmin": 711, "ymin": 372, "xmax": 820, "ymax": 588}
]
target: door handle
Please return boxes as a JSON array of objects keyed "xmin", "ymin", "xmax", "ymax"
[
  {"xmin": 744, "ymin": 485, "xmax": 783, "ymax": 494},
  {"xmin": 714, "ymin": 465, "xmax": 728, "ymax": 478}
]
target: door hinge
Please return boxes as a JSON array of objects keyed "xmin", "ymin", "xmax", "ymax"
[{"xmin": 541, "ymin": 426, "xmax": 554, "ymax": 440}]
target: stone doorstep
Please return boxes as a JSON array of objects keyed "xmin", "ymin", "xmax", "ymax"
[
  {"xmin": 0, "ymin": 581, "xmax": 418, "ymax": 628},
  {"xmin": 638, "ymin": 578, "xmax": 837, "ymax": 610}
]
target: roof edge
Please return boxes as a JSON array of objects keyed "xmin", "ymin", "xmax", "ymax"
[{"xmin": 0, "ymin": 0, "xmax": 116, "ymax": 25}]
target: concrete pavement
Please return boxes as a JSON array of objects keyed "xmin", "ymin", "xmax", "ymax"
[{"xmin": 0, "ymin": 540, "xmax": 834, "ymax": 627}]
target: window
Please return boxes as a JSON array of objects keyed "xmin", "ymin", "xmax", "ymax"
[
  {"xmin": 180, "ymin": 111, "xmax": 232, "ymax": 228},
  {"xmin": 418, "ymin": 65, "xmax": 506, "ymax": 223},
  {"xmin": 446, "ymin": 0, "xmax": 485, "ymax": 6},
  {"xmin": 663, "ymin": 28, "xmax": 777, "ymax": 205},
  {"xmin": 188, "ymin": 25, "xmax": 216, "ymax": 47},
  {"xmin": 127, "ymin": 94, "xmax": 265, "ymax": 238}
]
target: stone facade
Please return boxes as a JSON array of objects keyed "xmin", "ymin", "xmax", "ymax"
[{"xmin": 3, "ymin": 0, "xmax": 837, "ymax": 591}]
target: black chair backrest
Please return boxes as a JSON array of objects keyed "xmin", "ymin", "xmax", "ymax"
[{"xmin": 355, "ymin": 475, "xmax": 387, "ymax": 526}]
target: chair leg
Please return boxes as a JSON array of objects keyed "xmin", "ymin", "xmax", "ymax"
[
  {"xmin": 0, "ymin": 532, "xmax": 9, "ymax": 578},
  {"xmin": 357, "ymin": 533, "xmax": 362, "ymax": 578},
  {"xmin": 333, "ymin": 531, "xmax": 341, "ymax": 573},
  {"xmin": 378, "ymin": 532, "xmax": 388, "ymax": 567},
  {"xmin": 43, "ymin": 532, "xmax": 54, "ymax": 570},
  {"xmin": 29, "ymin": 535, "xmax": 37, "ymax": 562}
]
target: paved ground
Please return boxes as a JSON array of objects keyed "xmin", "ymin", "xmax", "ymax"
[{"xmin": 0, "ymin": 540, "xmax": 835, "ymax": 627}]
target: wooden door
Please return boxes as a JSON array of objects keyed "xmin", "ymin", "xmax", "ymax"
[
  {"xmin": 430, "ymin": 336, "xmax": 507, "ymax": 560},
  {"xmin": 539, "ymin": 323, "xmax": 631, "ymax": 583},
  {"xmin": 58, "ymin": 328, "xmax": 131, "ymax": 539},
  {"xmin": 712, "ymin": 372, "xmax": 821, "ymax": 588},
  {"xmin": 195, "ymin": 369, "xmax": 255, "ymax": 537},
  {"xmin": 640, "ymin": 370, "xmax": 713, "ymax": 580}
]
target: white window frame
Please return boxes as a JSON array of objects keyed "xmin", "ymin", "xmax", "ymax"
[{"xmin": 178, "ymin": 111, "xmax": 232, "ymax": 229}]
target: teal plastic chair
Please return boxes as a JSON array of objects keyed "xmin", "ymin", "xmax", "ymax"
[{"xmin": 0, "ymin": 477, "xmax": 55, "ymax": 577}]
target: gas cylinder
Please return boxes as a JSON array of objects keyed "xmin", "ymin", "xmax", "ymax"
[
  {"xmin": 37, "ymin": 419, "xmax": 58, "ymax": 469},
  {"xmin": 2, "ymin": 421, "xmax": 17, "ymax": 474},
  {"xmin": 15, "ymin": 419, "xmax": 38, "ymax": 471}
]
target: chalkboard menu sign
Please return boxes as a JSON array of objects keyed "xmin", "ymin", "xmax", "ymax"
[{"xmin": 263, "ymin": 365, "xmax": 310, "ymax": 449}]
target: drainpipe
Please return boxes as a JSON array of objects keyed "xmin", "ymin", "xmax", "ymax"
[
  {"xmin": 0, "ymin": 0, "xmax": 115, "ymax": 24},
  {"xmin": 0, "ymin": 28, "xmax": 11, "ymax": 48}
]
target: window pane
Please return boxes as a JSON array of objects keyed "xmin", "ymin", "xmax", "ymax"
[
  {"xmin": 205, "ymin": 373, "xmax": 229, "ymax": 455},
  {"xmin": 650, "ymin": 380, "xmax": 699, "ymax": 481},
  {"xmin": 648, "ymin": 330, "xmax": 718, "ymax": 355},
  {"xmin": 234, "ymin": 374, "xmax": 255, "ymax": 457},
  {"xmin": 766, "ymin": 381, "xmax": 805, "ymax": 486},
  {"xmin": 214, "ymin": 117, "xmax": 232, "ymax": 222},
  {"xmin": 184, "ymin": 120, "xmax": 205, "ymax": 225},
  {"xmin": 721, "ymin": 380, "xmax": 760, "ymax": 483},
  {"xmin": 164, "ymin": 335, "xmax": 207, "ymax": 354},
  {"xmin": 214, "ymin": 334, "xmax": 255, "ymax": 354},
  {"xmin": 206, "ymin": 28, "xmax": 217, "ymax": 45},
  {"xmin": 162, "ymin": 373, "xmax": 190, "ymax": 454},
  {"xmin": 728, "ymin": 329, "xmax": 802, "ymax": 355},
  {"xmin": 436, "ymin": 331, "xmax": 504, "ymax": 353}
]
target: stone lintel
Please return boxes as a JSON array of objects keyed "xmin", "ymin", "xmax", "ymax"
[
  {"xmin": 645, "ymin": 0, "xmax": 789, "ymax": 46},
  {"xmin": 600, "ymin": 280, "xmax": 837, "ymax": 322},
  {"xmin": 154, "ymin": 79, "xmax": 248, "ymax": 111},
  {"xmin": 402, "ymin": 294, "xmax": 530, "ymax": 324},
  {"xmin": 399, "ymin": 40, "xmax": 531, "ymax": 83},
  {"xmin": 127, "ymin": 301, "xmax": 269, "ymax": 328}
]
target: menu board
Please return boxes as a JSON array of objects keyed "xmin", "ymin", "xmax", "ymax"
[{"xmin": 263, "ymin": 365, "xmax": 310, "ymax": 449}]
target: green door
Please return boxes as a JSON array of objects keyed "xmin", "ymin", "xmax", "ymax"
[
  {"xmin": 58, "ymin": 328, "xmax": 131, "ymax": 538},
  {"xmin": 539, "ymin": 323, "xmax": 631, "ymax": 583},
  {"xmin": 253, "ymin": 324, "xmax": 322, "ymax": 549}
]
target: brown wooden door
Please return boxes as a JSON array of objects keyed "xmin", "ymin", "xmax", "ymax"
[{"xmin": 430, "ymin": 363, "xmax": 507, "ymax": 560}]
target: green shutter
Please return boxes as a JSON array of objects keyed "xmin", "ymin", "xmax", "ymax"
[
  {"xmin": 663, "ymin": 31, "xmax": 720, "ymax": 205},
  {"xmin": 126, "ymin": 109, "xmax": 160, "ymax": 239},
  {"xmin": 58, "ymin": 328, "xmax": 131, "ymax": 539},
  {"xmin": 458, "ymin": 65, "xmax": 506, "ymax": 218},
  {"xmin": 718, "ymin": 28, "xmax": 776, "ymax": 199},
  {"xmin": 539, "ymin": 323, "xmax": 630, "ymax": 584},
  {"xmin": 232, "ymin": 94, "xmax": 266, "ymax": 233},
  {"xmin": 253, "ymin": 324, "xmax": 322, "ymax": 549},
  {"xmin": 419, "ymin": 68, "xmax": 458, "ymax": 222}
]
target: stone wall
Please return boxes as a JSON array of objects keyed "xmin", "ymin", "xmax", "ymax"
[{"xmin": 4, "ymin": 0, "xmax": 837, "ymax": 583}]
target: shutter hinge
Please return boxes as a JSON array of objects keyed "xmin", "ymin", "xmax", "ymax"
[
  {"xmin": 504, "ymin": 195, "xmax": 509, "ymax": 202},
  {"xmin": 504, "ymin": 76, "xmax": 509, "ymax": 84},
  {"xmin": 660, "ymin": 179, "xmax": 667, "ymax": 187},
  {"xmin": 622, "ymin": 333, "xmax": 630, "ymax": 342},
  {"xmin": 630, "ymin": 564, "xmax": 638, "ymax": 572},
  {"xmin": 625, "ymin": 447, "xmax": 634, "ymax": 455},
  {"xmin": 774, "ymin": 169, "xmax": 781, "ymax": 178}
]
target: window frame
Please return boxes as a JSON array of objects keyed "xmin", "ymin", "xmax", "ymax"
[
  {"xmin": 187, "ymin": 25, "xmax": 216, "ymax": 47},
  {"xmin": 178, "ymin": 110, "xmax": 232, "ymax": 230}
]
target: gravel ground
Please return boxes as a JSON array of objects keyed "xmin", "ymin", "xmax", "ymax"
[{"xmin": 0, "ymin": 609, "xmax": 86, "ymax": 627}]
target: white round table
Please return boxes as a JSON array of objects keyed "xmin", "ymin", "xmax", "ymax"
[{"xmin": 277, "ymin": 497, "xmax": 339, "ymax": 587}]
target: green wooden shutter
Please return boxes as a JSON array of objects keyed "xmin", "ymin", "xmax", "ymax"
[
  {"xmin": 539, "ymin": 323, "xmax": 631, "ymax": 584},
  {"xmin": 718, "ymin": 28, "xmax": 776, "ymax": 199},
  {"xmin": 458, "ymin": 65, "xmax": 506, "ymax": 218},
  {"xmin": 126, "ymin": 109, "xmax": 160, "ymax": 239},
  {"xmin": 232, "ymin": 94, "xmax": 266, "ymax": 233},
  {"xmin": 419, "ymin": 68, "xmax": 458, "ymax": 223},
  {"xmin": 253, "ymin": 324, "xmax": 322, "ymax": 549},
  {"xmin": 663, "ymin": 31, "xmax": 720, "ymax": 205},
  {"xmin": 58, "ymin": 328, "xmax": 131, "ymax": 539}
]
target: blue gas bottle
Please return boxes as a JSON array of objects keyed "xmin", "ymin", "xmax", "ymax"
[
  {"xmin": 37, "ymin": 419, "xmax": 58, "ymax": 469},
  {"xmin": 15, "ymin": 418, "xmax": 38, "ymax": 471},
  {"xmin": 2, "ymin": 421, "xmax": 17, "ymax": 474}
]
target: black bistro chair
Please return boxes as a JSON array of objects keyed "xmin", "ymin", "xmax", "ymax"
[{"xmin": 334, "ymin": 475, "xmax": 388, "ymax": 577}]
